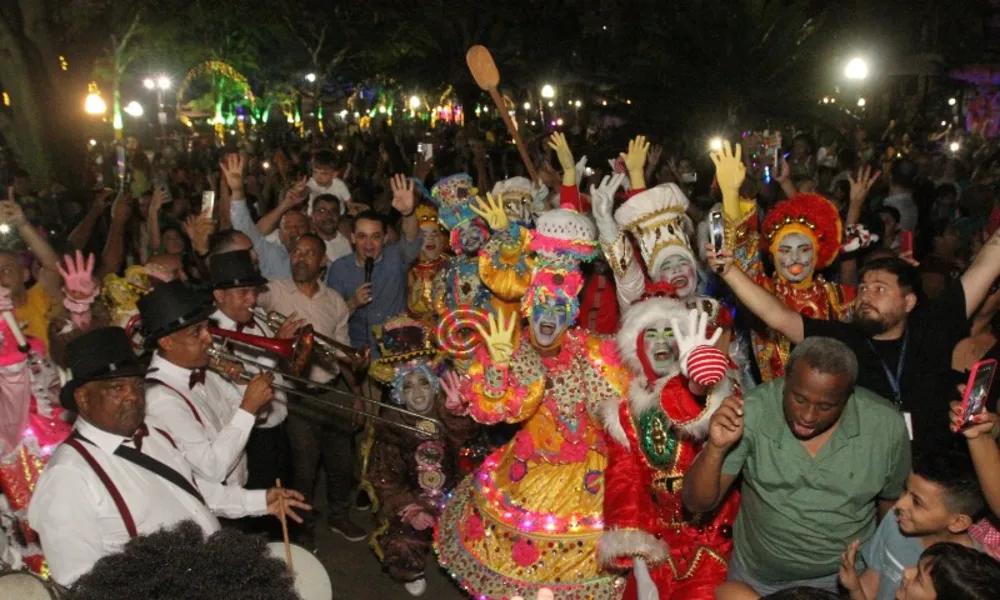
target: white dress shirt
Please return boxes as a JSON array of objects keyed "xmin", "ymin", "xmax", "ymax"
[
  {"xmin": 211, "ymin": 309, "xmax": 288, "ymax": 428},
  {"xmin": 28, "ymin": 418, "xmax": 267, "ymax": 587},
  {"xmin": 143, "ymin": 353, "xmax": 253, "ymax": 485}
]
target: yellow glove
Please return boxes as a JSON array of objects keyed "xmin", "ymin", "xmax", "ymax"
[
  {"xmin": 471, "ymin": 192, "xmax": 509, "ymax": 232},
  {"xmin": 547, "ymin": 132, "xmax": 576, "ymax": 187},
  {"xmin": 474, "ymin": 311, "xmax": 517, "ymax": 368},
  {"xmin": 621, "ymin": 135, "xmax": 650, "ymax": 189},
  {"xmin": 709, "ymin": 141, "xmax": 746, "ymax": 194}
]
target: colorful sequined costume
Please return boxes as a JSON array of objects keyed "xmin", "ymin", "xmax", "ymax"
[
  {"xmin": 599, "ymin": 296, "xmax": 741, "ymax": 600},
  {"xmin": 436, "ymin": 204, "xmax": 627, "ymax": 600},
  {"xmin": 0, "ymin": 322, "xmax": 72, "ymax": 576},
  {"xmin": 408, "ymin": 203, "xmax": 450, "ymax": 322},
  {"xmin": 725, "ymin": 194, "xmax": 856, "ymax": 381},
  {"xmin": 362, "ymin": 316, "xmax": 481, "ymax": 588}
]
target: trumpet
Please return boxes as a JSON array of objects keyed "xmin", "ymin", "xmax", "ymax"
[
  {"xmin": 253, "ymin": 307, "xmax": 370, "ymax": 367},
  {"xmin": 205, "ymin": 343, "xmax": 441, "ymax": 437}
]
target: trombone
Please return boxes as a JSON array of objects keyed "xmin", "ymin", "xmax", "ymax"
[
  {"xmin": 205, "ymin": 339, "xmax": 441, "ymax": 438},
  {"xmin": 252, "ymin": 307, "xmax": 370, "ymax": 367}
]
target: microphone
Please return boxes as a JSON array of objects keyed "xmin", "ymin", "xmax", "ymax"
[{"xmin": 364, "ymin": 257, "xmax": 374, "ymax": 283}]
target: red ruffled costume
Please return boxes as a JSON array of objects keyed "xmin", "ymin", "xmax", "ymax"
[{"xmin": 600, "ymin": 297, "xmax": 741, "ymax": 599}]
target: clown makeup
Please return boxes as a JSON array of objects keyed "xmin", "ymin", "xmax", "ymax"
[
  {"xmin": 530, "ymin": 299, "xmax": 570, "ymax": 348},
  {"xmin": 774, "ymin": 232, "xmax": 816, "ymax": 284},
  {"xmin": 655, "ymin": 254, "xmax": 698, "ymax": 299},
  {"xmin": 400, "ymin": 370, "xmax": 436, "ymax": 414},
  {"xmin": 643, "ymin": 325, "xmax": 679, "ymax": 377},
  {"xmin": 457, "ymin": 222, "xmax": 486, "ymax": 255},
  {"xmin": 420, "ymin": 225, "xmax": 444, "ymax": 261}
]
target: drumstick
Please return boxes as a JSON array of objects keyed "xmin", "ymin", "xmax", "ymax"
[
  {"xmin": 275, "ymin": 478, "xmax": 294, "ymax": 572},
  {"xmin": 466, "ymin": 45, "xmax": 539, "ymax": 183}
]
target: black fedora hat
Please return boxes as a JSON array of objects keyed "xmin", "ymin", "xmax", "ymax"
[
  {"xmin": 61, "ymin": 327, "xmax": 146, "ymax": 411},
  {"xmin": 209, "ymin": 250, "xmax": 268, "ymax": 290},
  {"xmin": 136, "ymin": 279, "xmax": 215, "ymax": 348}
]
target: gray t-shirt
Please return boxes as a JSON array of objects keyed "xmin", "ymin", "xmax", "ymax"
[{"xmin": 862, "ymin": 511, "xmax": 924, "ymax": 600}]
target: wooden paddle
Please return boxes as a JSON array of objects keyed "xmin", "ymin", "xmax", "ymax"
[
  {"xmin": 466, "ymin": 45, "xmax": 539, "ymax": 183},
  {"xmin": 275, "ymin": 478, "xmax": 294, "ymax": 573}
]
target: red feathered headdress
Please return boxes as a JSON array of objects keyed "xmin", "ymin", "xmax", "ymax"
[{"xmin": 761, "ymin": 193, "xmax": 843, "ymax": 270}]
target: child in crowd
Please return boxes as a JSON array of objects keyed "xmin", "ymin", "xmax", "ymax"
[
  {"xmin": 894, "ymin": 542, "xmax": 1000, "ymax": 600},
  {"xmin": 839, "ymin": 449, "xmax": 985, "ymax": 600}
]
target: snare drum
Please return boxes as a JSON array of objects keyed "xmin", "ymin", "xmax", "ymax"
[
  {"xmin": 0, "ymin": 570, "xmax": 62, "ymax": 600},
  {"xmin": 266, "ymin": 542, "xmax": 332, "ymax": 600}
]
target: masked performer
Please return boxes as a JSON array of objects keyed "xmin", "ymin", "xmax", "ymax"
[
  {"xmin": 435, "ymin": 202, "xmax": 628, "ymax": 600},
  {"xmin": 600, "ymin": 294, "xmax": 741, "ymax": 600},
  {"xmin": 0, "ymin": 306, "xmax": 71, "ymax": 575},
  {"xmin": 363, "ymin": 315, "xmax": 480, "ymax": 597},
  {"xmin": 408, "ymin": 204, "xmax": 450, "ymax": 322}
]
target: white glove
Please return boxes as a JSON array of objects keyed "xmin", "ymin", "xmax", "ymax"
[
  {"xmin": 590, "ymin": 173, "xmax": 626, "ymax": 244},
  {"xmin": 670, "ymin": 309, "xmax": 723, "ymax": 376},
  {"xmin": 531, "ymin": 181, "xmax": 550, "ymax": 216},
  {"xmin": 574, "ymin": 155, "xmax": 589, "ymax": 187},
  {"xmin": 633, "ymin": 557, "xmax": 660, "ymax": 600}
]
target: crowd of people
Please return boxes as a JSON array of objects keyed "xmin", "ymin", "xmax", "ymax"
[{"xmin": 0, "ymin": 112, "xmax": 999, "ymax": 600}]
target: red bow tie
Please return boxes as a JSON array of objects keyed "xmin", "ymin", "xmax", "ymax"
[
  {"xmin": 189, "ymin": 368, "xmax": 207, "ymax": 389},
  {"xmin": 131, "ymin": 423, "xmax": 150, "ymax": 451},
  {"xmin": 236, "ymin": 321, "xmax": 257, "ymax": 333}
]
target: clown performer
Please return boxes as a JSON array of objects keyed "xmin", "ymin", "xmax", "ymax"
[
  {"xmin": 710, "ymin": 142, "xmax": 879, "ymax": 381},
  {"xmin": 599, "ymin": 297, "xmax": 741, "ymax": 600},
  {"xmin": 435, "ymin": 202, "xmax": 628, "ymax": 600},
  {"xmin": 361, "ymin": 315, "xmax": 481, "ymax": 597},
  {"xmin": 0, "ymin": 290, "xmax": 71, "ymax": 575},
  {"xmin": 407, "ymin": 203, "xmax": 450, "ymax": 322}
]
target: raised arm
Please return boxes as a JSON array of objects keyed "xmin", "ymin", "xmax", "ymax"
[
  {"xmin": 97, "ymin": 192, "xmax": 132, "ymax": 279},
  {"xmin": 961, "ymin": 227, "xmax": 1000, "ymax": 318},
  {"xmin": 2, "ymin": 190, "xmax": 59, "ymax": 272},
  {"xmin": 682, "ymin": 395, "xmax": 745, "ymax": 512},
  {"xmin": 67, "ymin": 189, "xmax": 111, "ymax": 251},
  {"xmin": 622, "ymin": 135, "xmax": 649, "ymax": 191},
  {"xmin": 390, "ymin": 174, "xmax": 420, "ymax": 243},
  {"xmin": 257, "ymin": 178, "xmax": 307, "ymax": 236},
  {"xmin": 706, "ymin": 245, "xmax": 805, "ymax": 343},
  {"xmin": 147, "ymin": 188, "xmax": 168, "ymax": 252}
]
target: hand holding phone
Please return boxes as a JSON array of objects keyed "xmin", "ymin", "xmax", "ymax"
[
  {"xmin": 954, "ymin": 359, "xmax": 997, "ymax": 431},
  {"xmin": 899, "ymin": 230, "xmax": 914, "ymax": 256},
  {"xmin": 709, "ymin": 210, "xmax": 725, "ymax": 253},
  {"xmin": 201, "ymin": 191, "xmax": 216, "ymax": 218}
]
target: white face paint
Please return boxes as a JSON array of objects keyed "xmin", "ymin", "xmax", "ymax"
[
  {"xmin": 420, "ymin": 225, "xmax": 444, "ymax": 261},
  {"xmin": 401, "ymin": 371, "xmax": 435, "ymax": 414},
  {"xmin": 774, "ymin": 232, "xmax": 816, "ymax": 284},
  {"xmin": 642, "ymin": 325, "xmax": 679, "ymax": 377},
  {"xmin": 457, "ymin": 223, "xmax": 485, "ymax": 255},
  {"xmin": 530, "ymin": 301, "xmax": 570, "ymax": 348},
  {"xmin": 654, "ymin": 254, "xmax": 698, "ymax": 299}
]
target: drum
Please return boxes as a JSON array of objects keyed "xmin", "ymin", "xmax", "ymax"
[
  {"xmin": 0, "ymin": 570, "xmax": 61, "ymax": 600},
  {"xmin": 266, "ymin": 542, "xmax": 332, "ymax": 600}
]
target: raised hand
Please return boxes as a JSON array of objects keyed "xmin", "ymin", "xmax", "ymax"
[
  {"xmin": 708, "ymin": 395, "xmax": 744, "ymax": 450},
  {"xmin": 390, "ymin": 173, "xmax": 416, "ymax": 216},
  {"xmin": 590, "ymin": 173, "xmax": 626, "ymax": 243},
  {"xmin": 219, "ymin": 153, "xmax": 246, "ymax": 193},
  {"xmin": 704, "ymin": 243, "xmax": 736, "ymax": 277},
  {"xmin": 183, "ymin": 214, "xmax": 217, "ymax": 256},
  {"xmin": 57, "ymin": 251, "xmax": 98, "ymax": 300},
  {"xmin": 709, "ymin": 141, "xmax": 746, "ymax": 193},
  {"xmin": 950, "ymin": 399, "xmax": 999, "ymax": 437},
  {"xmin": 648, "ymin": 144, "xmax": 663, "ymax": 169},
  {"xmin": 0, "ymin": 200, "xmax": 27, "ymax": 228},
  {"xmin": 474, "ymin": 311, "xmax": 517, "ymax": 368},
  {"xmin": 621, "ymin": 135, "xmax": 650, "ymax": 174},
  {"xmin": 847, "ymin": 165, "xmax": 881, "ymax": 210},
  {"xmin": 547, "ymin": 132, "xmax": 576, "ymax": 173},
  {"xmin": 441, "ymin": 370, "xmax": 468, "ymax": 414},
  {"xmin": 670, "ymin": 309, "xmax": 726, "ymax": 386},
  {"xmin": 471, "ymin": 192, "xmax": 509, "ymax": 232}
]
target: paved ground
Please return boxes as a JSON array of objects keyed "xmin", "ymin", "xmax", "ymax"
[{"xmin": 310, "ymin": 502, "xmax": 468, "ymax": 600}]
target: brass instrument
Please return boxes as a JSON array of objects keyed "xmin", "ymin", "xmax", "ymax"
[
  {"xmin": 206, "ymin": 343, "xmax": 441, "ymax": 437},
  {"xmin": 252, "ymin": 307, "xmax": 370, "ymax": 367}
]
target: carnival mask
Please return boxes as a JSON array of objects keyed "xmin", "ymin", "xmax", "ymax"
[
  {"xmin": 642, "ymin": 325, "xmax": 679, "ymax": 377},
  {"xmin": 420, "ymin": 225, "xmax": 444, "ymax": 261},
  {"xmin": 457, "ymin": 222, "xmax": 486, "ymax": 255},
  {"xmin": 530, "ymin": 300, "xmax": 570, "ymax": 348},
  {"xmin": 654, "ymin": 254, "xmax": 698, "ymax": 299},
  {"xmin": 397, "ymin": 366, "xmax": 438, "ymax": 415},
  {"xmin": 774, "ymin": 232, "xmax": 816, "ymax": 284},
  {"xmin": 502, "ymin": 195, "xmax": 533, "ymax": 226}
]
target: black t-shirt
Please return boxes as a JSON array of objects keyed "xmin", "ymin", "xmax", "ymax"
[{"xmin": 802, "ymin": 282, "xmax": 969, "ymax": 451}]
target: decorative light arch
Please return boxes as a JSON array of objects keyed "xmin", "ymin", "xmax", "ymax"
[{"xmin": 174, "ymin": 60, "xmax": 256, "ymax": 123}]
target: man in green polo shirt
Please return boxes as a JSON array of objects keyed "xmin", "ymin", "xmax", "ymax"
[{"xmin": 683, "ymin": 337, "xmax": 911, "ymax": 596}]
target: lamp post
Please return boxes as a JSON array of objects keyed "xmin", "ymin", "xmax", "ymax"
[
  {"xmin": 144, "ymin": 75, "xmax": 170, "ymax": 135},
  {"xmin": 845, "ymin": 58, "xmax": 869, "ymax": 81},
  {"xmin": 539, "ymin": 84, "xmax": 555, "ymax": 126}
]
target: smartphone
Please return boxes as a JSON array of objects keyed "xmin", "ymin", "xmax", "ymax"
[
  {"xmin": 899, "ymin": 230, "xmax": 914, "ymax": 255},
  {"xmin": 159, "ymin": 184, "xmax": 173, "ymax": 204},
  {"xmin": 955, "ymin": 359, "xmax": 997, "ymax": 430},
  {"xmin": 115, "ymin": 146, "xmax": 126, "ymax": 180},
  {"xmin": 201, "ymin": 191, "xmax": 216, "ymax": 218},
  {"xmin": 681, "ymin": 172, "xmax": 697, "ymax": 183},
  {"xmin": 709, "ymin": 210, "xmax": 725, "ymax": 252}
]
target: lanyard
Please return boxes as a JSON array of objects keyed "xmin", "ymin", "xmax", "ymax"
[{"xmin": 868, "ymin": 330, "xmax": 908, "ymax": 405}]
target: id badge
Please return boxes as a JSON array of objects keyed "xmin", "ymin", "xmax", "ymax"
[{"xmin": 903, "ymin": 412, "xmax": 914, "ymax": 441}]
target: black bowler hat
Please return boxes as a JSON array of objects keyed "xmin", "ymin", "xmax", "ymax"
[
  {"xmin": 60, "ymin": 327, "xmax": 146, "ymax": 411},
  {"xmin": 136, "ymin": 279, "xmax": 215, "ymax": 348},
  {"xmin": 209, "ymin": 250, "xmax": 268, "ymax": 290}
]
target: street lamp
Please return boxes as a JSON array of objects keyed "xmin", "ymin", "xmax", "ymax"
[
  {"xmin": 541, "ymin": 84, "xmax": 555, "ymax": 99},
  {"xmin": 409, "ymin": 95, "xmax": 421, "ymax": 110},
  {"xmin": 709, "ymin": 137, "xmax": 723, "ymax": 152},
  {"xmin": 124, "ymin": 101, "xmax": 144, "ymax": 117},
  {"xmin": 523, "ymin": 102, "xmax": 531, "ymax": 110},
  {"xmin": 950, "ymin": 142, "xmax": 960, "ymax": 153},
  {"xmin": 574, "ymin": 100, "xmax": 582, "ymax": 108},
  {"xmin": 948, "ymin": 97, "xmax": 957, "ymax": 106},
  {"xmin": 305, "ymin": 73, "xmax": 317, "ymax": 83},
  {"xmin": 845, "ymin": 57, "xmax": 869, "ymax": 80},
  {"xmin": 143, "ymin": 78, "xmax": 155, "ymax": 90},
  {"xmin": 857, "ymin": 98, "xmax": 866, "ymax": 107},
  {"xmin": 156, "ymin": 76, "xmax": 171, "ymax": 90},
  {"xmin": 85, "ymin": 93, "xmax": 107, "ymax": 115}
]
